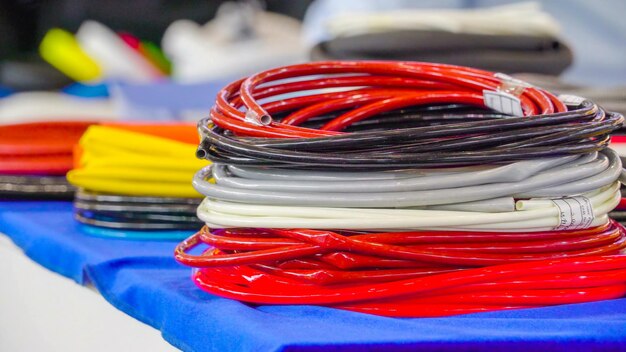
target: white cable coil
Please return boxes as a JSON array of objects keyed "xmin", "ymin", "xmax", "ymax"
[{"xmin": 196, "ymin": 180, "xmax": 619, "ymax": 231}]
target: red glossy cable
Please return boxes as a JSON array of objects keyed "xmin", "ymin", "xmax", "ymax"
[
  {"xmin": 349, "ymin": 285, "xmax": 626, "ymax": 306},
  {"xmin": 335, "ymin": 287, "xmax": 626, "ymax": 317},
  {"xmin": 333, "ymin": 285, "xmax": 626, "ymax": 317},
  {"xmin": 175, "ymin": 222, "xmax": 626, "ymax": 316},
  {"xmin": 200, "ymin": 264, "xmax": 626, "ymax": 298},
  {"xmin": 210, "ymin": 61, "xmax": 566, "ymax": 138},
  {"xmin": 0, "ymin": 121, "xmax": 95, "ymax": 175},
  {"xmin": 176, "ymin": 223, "xmax": 626, "ymax": 268},
  {"xmin": 191, "ymin": 255, "xmax": 626, "ymax": 304},
  {"xmin": 198, "ymin": 230, "xmax": 616, "ymax": 253},
  {"xmin": 333, "ymin": 304, "xmax": 533, "ymax": 318}
]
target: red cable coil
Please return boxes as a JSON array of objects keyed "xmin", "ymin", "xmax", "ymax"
[
  {"xmin": 175, "ymin": 221, "xmax": 626, "ymax": 317},
  {"xmin": 210, "ymin": 61, "xmax": 566, "ymax": 137}
]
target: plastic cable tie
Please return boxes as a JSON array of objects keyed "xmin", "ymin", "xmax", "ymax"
[
  {"xmin": 483, "ymin": 90, "xmax": 524, "ymax": 117},
  {"xmin": 482, "ymin": 73, "xmax": 531, "ymax": 117}
]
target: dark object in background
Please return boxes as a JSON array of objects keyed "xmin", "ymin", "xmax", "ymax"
[
  {"xmin": 0, "ymin": 0, "xmax": 313, "ymax": 60},
  {"xmin": 0, "ymin": 0, "xmax": 313, "ymax": 90},
  {"xmin": 312, "ymin": 30, "xmax": 573, "ymax": 75},
  {"xmin": 0, "ymin": 56, "xmax": 73, "ymax": 91}
]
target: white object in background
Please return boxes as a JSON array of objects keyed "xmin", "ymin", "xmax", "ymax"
[
  {"xmin": 162, "ymin": 2, "xmax": 307, "ymax": 83},
  {"xmin": 76, "ymin": 21, "xmax": 161, "ymax": 83},
  {"xmin": 0, "ymin": 92, "xmax": 119, "ymax": 123},
  {"xmin": 0, "ymin": 235, "xmax": 178, "ymax": 352},
  {"xmin": 324, "ymin": 2, "xmax": 561, "ymax": 39}
]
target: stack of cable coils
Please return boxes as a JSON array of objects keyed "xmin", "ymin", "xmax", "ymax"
[
  {"xmin": 0, "ymin": 121, "xmax": 93, "ymax": 198},
  {"xmin": 176, "ymin": 61, "xmax": 626, "ymax": 317},
  {"xmin": 67, "ymin": 124, "xmax": 208, "ymax": 239}
]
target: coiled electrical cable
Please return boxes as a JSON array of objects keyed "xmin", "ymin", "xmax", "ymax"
[
  {"xmin": 175, "ymin": 223, "xmax": 626, "ymax": 316},
  {"xmin": 196, "ymin": 61, "xmax": 621, "ymax": 170},
  {"xmin": 196, "ymin": 182, "xmax": 618, "ymax": 231},
  {"xmin": 177, "ymin": 221, "xmax": 626, "ymax": 269},
  {"xmin": 193, "ymin": 150, "xmax": 621, "ymax": 210},
  {"xmin": 177, "ymin": 61, "xmax": 626, "ymax": 317}
]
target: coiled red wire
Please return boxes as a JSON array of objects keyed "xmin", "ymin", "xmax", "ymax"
[
  {"xmin": 210, "ymin": 61, "xmax": 566, "ymax": 137},
  {"xmin": 175, "ymin": 221, "xmax": 626, "ymax": 317}
]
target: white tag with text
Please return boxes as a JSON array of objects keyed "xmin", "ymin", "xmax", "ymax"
[{"xmin": 552, "ymin": 196, "xmax": 594, "ymax": 230}]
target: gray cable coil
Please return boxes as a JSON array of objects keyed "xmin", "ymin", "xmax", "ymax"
[{"xmin": 192, "ymin": 148, "xmax": 622, "ymax": 211}]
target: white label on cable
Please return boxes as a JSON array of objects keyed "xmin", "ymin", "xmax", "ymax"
[
  {"xmin": 558, "ymin": 94, "xmax": 586, "ymax": 106},
  {"xmin": 551, "ymin": 196, "xmax": 594, "ymax": 230},
  {"xmin": 483, "ymin": 90, "xmax": 524, "ymax": 117}
]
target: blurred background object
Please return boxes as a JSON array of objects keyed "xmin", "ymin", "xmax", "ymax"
[
  {"xmin": 309, "ymin": 2, "xmax": 574, "ymax": 75},
  {"xmin": 304, "ymin": 0, "xmax": 626, "ymax": 86},
  {"xmin": 0, "ymin": 0, "xmax": 623, "ymax": 124},
  {"xmin": 162, "ymin": 1, "xmax": 307, "ymax": 82}
]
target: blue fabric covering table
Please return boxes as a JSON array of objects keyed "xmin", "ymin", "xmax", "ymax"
[{"xmin": 2, "ymin": 200, "xmax": 626, "ymax": 351}]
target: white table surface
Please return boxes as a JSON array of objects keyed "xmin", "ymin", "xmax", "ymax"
[{"xmin": 0, "ymin": 233, "xmax": 179, "ymax": 352}]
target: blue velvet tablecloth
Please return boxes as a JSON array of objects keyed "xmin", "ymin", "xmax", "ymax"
[{"xmin": 2, "ymin": 200, "xmax": 626, "ymax": 352}]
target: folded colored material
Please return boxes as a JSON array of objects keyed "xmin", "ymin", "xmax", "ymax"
[
  {"xmin": 0, "ymin": 121, "xmax": 97, "ymax": 199},
  {"xmin": 67, "ymin": 124, "xmax": 207, "ymax": 235},
  {"xmin": 68, "ymin": 125, "xmax": 205, "ymax": 198},
  {"xmin": 0, "ymin": 121, "xmax": 94, "ymax": 176}
]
